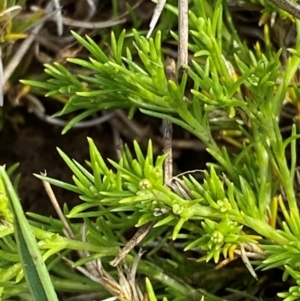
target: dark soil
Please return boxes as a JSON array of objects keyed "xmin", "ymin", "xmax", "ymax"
[{"xmin": 0, "ymin": 111, "xmax": 117, "ymax": 216}]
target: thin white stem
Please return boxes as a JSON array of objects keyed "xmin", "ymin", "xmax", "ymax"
[
  {"xmin": 178, "ymin": 0, "xmax": 189, "ymax": 68},
  {"xmin": 41, "ymin": 176, "xmax": 74, "ymax": 239},
  {"xmin": 147, "ymin": 0, "xmax": 167, "ymax": 38},
  {"xmin": 52, "ymin": 0, "xmax": 63, "ymax": 36}
]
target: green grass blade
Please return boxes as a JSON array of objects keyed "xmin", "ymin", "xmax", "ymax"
[{"xmin": 0, "ymin": 167, "xmax": 59, "ymax": 301}]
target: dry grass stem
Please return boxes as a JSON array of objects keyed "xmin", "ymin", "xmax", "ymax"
[
  {"xmin": 52, "ymin": 0, "xmax": 63, "ymax": 36},
  {"xmin": 147, "ymin": 0, "xmax": 167, "ymax": 38},
  {"xmin": 178, "ymin": 0, "xmax": 189, "ymax": 68},
  {"xmin": 41, "ymin": 174, "xmax": 74, "ymax": 239},
  {"xmin": 3, "ymin": 3, "xmax": 54, "ymax": 92},
  {"xmin": 110, "ymin": 222, "xmax": 154, "ymax": 267},
  {"xmin": 163, "ymin": 57, "xmax": 176, "ymax": 184}
]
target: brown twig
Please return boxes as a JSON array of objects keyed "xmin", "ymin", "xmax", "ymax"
[
  {"xmin": 163, "ymin": 57, "xmax": 176, "ymax": 185},
  {"xmin": 267, "ymin": 0, "xmax": 300, "ymax": 19},
  {"xmin": 110, "ymin": 222, "xmax": 153, "ymax": 267}
]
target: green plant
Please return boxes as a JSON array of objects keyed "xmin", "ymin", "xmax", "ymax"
[{"xmin": 1, "ymin": 0, "xmax": 300, "ymax": 300}]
